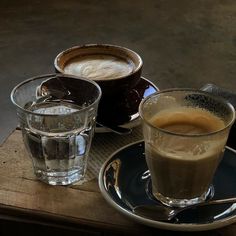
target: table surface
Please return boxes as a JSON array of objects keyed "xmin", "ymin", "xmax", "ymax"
[
  {"xmin": 1, "ymin": 1, "xmax": 236, "ymax": 235},
  {"xmin": 0, "ymin": 129, "xmax": 235, "ymax": 236}
]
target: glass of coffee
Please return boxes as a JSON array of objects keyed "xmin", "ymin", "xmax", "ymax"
[
  {"xmin": 11, "ymin": 74, "xmax": 101, "ymax": 185},
  {"xmin": 139, "ymin": 89, "xmax": 235, "ymax": 207}
]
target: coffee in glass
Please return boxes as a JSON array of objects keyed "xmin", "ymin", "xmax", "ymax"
[{"xmin": 139, "ymin": 89, "xmax": 235, "ymax": 207}]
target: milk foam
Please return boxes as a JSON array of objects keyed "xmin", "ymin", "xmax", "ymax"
[{"xmin": 64, "ymin": 55, "xmax": 134, "ymax": 80}]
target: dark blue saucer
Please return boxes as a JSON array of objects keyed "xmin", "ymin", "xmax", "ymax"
[{"xmin": 99, "ymin": 141, "xmax": 236, "ymax": 231}]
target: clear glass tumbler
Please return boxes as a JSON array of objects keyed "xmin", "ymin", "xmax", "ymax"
[
  {"xmin": 139, "ymin": 89, "xmax": 235, "ymax": 207},
  {"xmin": 11, "ymin": 74, "xmax": 101, "ymax": 185}
]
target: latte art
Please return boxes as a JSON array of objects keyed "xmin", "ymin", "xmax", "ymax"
[{"xmin": 64, "ymin": 55, "xmax": 134, "ymax": 80}]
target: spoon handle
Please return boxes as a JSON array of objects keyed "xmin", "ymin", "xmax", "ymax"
[
  {"xmin": 204, "ymin": 197, "xmax": 236, "ymax": 206},
  {"xmin": 96, "ymin": 122, "xmax": 132, "ymax": 135}
]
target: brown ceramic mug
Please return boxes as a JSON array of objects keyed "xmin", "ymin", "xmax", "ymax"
[{"xmin": 54, "ymin": 44, "xmax": 143, "ymax": 125}]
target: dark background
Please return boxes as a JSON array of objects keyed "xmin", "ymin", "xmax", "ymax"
[
  {"xmin": 1, "ymin": 0, "xmax": 236, "ymax": 142},
  {"xmin": 0, "ymin": 1, "xmax": 236, "ymax": 234}
]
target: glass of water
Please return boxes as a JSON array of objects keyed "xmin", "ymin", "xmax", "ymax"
[{"xmin": 11, "ymin": 74, "xmax": 102, "ymax": 185}]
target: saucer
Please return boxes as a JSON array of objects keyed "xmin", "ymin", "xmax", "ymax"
[
  {"xmin": 95, "ymin": 77, "xmax": 158, "ymax": 133},
  {"xmin": 99, "ymin": 141, "xmax": 236, "ymax": 231}
]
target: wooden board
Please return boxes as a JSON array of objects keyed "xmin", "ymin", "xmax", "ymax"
[{"xmin": 0, "ymin": 130, "xmax": 235, "ymax": 235}]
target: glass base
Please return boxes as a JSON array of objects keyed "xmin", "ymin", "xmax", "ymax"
[
  {"xmin": 34, "ymin": 169, "xmax": 84, "ymax": 185},
  {"xmin": 153, "ymin": 185, "xmax": 214, "ymax": 208}
]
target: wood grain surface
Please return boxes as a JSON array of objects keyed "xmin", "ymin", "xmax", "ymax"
[{"xmin": 0, "ymin": 130, "xmax": 235, "ymax": 235}]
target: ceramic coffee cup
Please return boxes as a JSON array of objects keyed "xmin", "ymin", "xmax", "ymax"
[{"xmin": 54, "ymin": 44, "xmax": 143, "ymax": 126}]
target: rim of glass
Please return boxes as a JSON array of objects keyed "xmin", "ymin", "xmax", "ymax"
[
  {"xmin": 10, "ymin": 73, "xmax": 102, "ymax": 117},
  {"xmin": 139, "ymin": 88, "xmax": 236, "ymax": 137}
]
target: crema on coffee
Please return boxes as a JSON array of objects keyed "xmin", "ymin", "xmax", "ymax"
[{"xmin": 64, "ymin": 54, "xmax": 134, "ymax": 80}]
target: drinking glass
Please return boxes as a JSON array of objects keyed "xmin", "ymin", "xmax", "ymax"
[
  {"xmin": 139, "ymin": 89, "xmax": 235, "ymax": 207},
  {"xmin": 11, "ymin": 74, "xmax": 101, "ymax": 185}
]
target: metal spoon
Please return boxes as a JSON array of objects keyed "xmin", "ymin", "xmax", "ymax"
[
  {"xmin": 96, "ymin": 122, "xmax": 132, "ymax": 135},
  {"xmin": 133, "ymin": 197, "xmax": 236, "ymax": 221}
]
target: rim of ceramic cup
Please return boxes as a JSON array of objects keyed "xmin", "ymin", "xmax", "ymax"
[
  {"xmin": 10, "ymin": 73, "xmax": 102, "ymax": 117},
  {"xmin": 139, "ymin": 88, "xmax": 236, "ymax": 137},
  {"xmin": 54, "ymin": 43, "xmax": 143, "ymax": 81}
]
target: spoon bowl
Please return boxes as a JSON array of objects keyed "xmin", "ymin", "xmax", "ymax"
[{"xmin": 133, "ymin": 197, "xmax": 236, "ymax": 221}]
